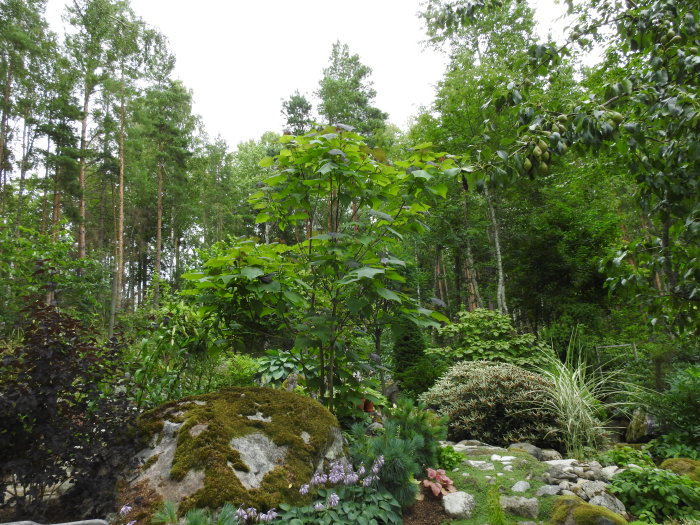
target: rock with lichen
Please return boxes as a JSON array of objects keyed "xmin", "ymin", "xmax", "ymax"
[
  {"xmin": 660, "ymin": 457, "xmax": 700, "ymax": 481},
  {"xmin": 551, "ymin": 495, "xmax": 628, "ymax": 525},
  {"xmin": 119, "ymin": 387, "xmax": 343, "ymax": 520}
]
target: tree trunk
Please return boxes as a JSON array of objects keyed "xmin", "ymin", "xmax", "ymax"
[
  {"xmin": 77, "ymin": 87, "xmax": 91, "ymax": 259},
  {"xmin": 484, "ymin": 184, "xmax": 508, "ymax": 314},
  {"xmin": 154, "ymin": 160, "xmax": 164, "ymax": 304},
  {"xmin": 108, "ymin": 94, "xmax": 126, "ymax": 338},
  {"xmin": 0, "ymin": 61, "xmax": 13, "ymax": 214}
]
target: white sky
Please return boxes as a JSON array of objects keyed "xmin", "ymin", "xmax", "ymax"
[{"xmin": 44, "ymin": 0, "xmax": 570, "ymax": 148}]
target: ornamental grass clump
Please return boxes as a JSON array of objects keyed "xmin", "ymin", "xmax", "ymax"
[
  {"xmin": 533, "ymin": 333, "xmax": 639, "ymax": 458},
  {"xmin": 419, "ymin": 360, "xmax": 561, "ymax": 448}
]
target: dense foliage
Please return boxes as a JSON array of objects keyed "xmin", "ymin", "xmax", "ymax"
[
  {"xmin": 1, "ymin": 0, "xmax": 699, "ymax": 522},
  {"xmin": 0, "ymin": 303, "xmax": 135, "ymax": 519},
  {"xmin": 420, "ymin": 361, "xmax": 561, "ymax": 447}
]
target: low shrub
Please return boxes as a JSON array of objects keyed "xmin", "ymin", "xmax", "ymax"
[
  {"xmin": 0, "ymin": 303, "xmax": 136, "ymax": 519},
  {"xmin": 648, "ymin": 365, "xmax": 700, "ymax": 449},
  {"xmin": 610, "ymin": 466, "xmax": 700, "ymax": 523},
  {"xmin": 419, "ymin": 361, "xmax": 561, "ymax": 448},
  {"xmin": 438, "ymin": 445, "xmax": 464, "ymax": 471},
  {"xmin": 425, "ymin": 309, "xmax": 552, "ymax": 368},
  {"xmin": 598, "ymin": 445, "xmax": 655, "ymax": 468}
]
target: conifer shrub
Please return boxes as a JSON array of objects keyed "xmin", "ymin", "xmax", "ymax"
[
  {"xmin": 391, "ymin": 314, "xmax": 427, "ymax": 375},
  {"xmin": 419, "ymin": 361, "xmax": 561, "ymax": 447}
]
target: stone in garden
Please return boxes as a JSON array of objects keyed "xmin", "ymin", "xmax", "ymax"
[
  {"xmin": 550, "ymin": 495, "xmax": 627, "ymax": 525},
  {"xmin": 546, "ymin": 458, "xmax": 579, "ymax": 468},
  {"xmin": 535, "ymin": 485, "xmax": 561, "ymax": 497},
  {"xmin": 589, "ymin": 493, "xmax": 627, "ymax": 517},
  {"xmin": 492, "ymin": 454, "xmax": 517, "ymax": 462},
  {"xmin": 442, "ymin": 491, "xmax": 476, "ymax": 518},
  {"xmin": 541, "ymin": 449, "xmax": 563, "ymax": 461},
  {"xmin": 500, "ymin": 496, "xmax": 539, "ymax": 519},
  {"xmin": 549, "ymin": 464, "xmax": 579, "ymax": 481},
  {"xmin": 581, "ymin": 480, "xmax": 609, "ymax": 500},
  {"xmin": 466, "ymin": 460, "xmax": 495, "ymax": 470},
  {"xmin": 625, "ymin": 408, "xmax": 657, "ymax": 442},
  {"xmin": 511, "ymin": 480, "xmax": 531, "ymax": 492},
  {"xmin": 509, "ymin": 442, "xmax": 543, "ymax": 460},
  {"xmin": 120, "ymin": 387, "xmax": 343, "ymax": 516},
  {"xmin": 660, "ymin": 457, "xmax": 700, "ymax": 481},
  {"xmin": 600, "ymin": 465, "xmax": 624, "ymax": 481},
  {"xmin": 504, "ymin": 464, "xmax": 514, "ymax": 471}
]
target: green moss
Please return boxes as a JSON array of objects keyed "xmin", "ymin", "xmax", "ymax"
[
  {"xmin": 135, "ymin": 387, "xmax": 339, "ymax": 515},
  {"xmin": 551, "ymin": 495, "xmax": 628, "ymax": 525},
  {"xmin": 140, "ymin": 453, "xmax": 160, "ymax": 471},
  {"xmin": 660, "ymin": 457, "xmax": 700, "ymax": 482}
]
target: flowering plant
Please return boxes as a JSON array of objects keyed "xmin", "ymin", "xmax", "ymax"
[{"xmin": 422, "ymin": 468, "xmax": 456, "ymax": 498}]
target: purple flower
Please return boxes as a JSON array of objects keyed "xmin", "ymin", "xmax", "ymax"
[
  {"xmin": 245, "ymin": 507, "xmax": 257, "ymax": 519},
  {"xmin": 343, "ymin": 472, "xmax": 359, "ymax": 485},
  {"xmin": 357, "ymin": 465, "xmax": 366, "ymax": 476},
  {"xmin": 258, "ymin": 509, "xmax": 278, "ymax": 523},
  {"xmin": 299, "ymin": 483, "xmax": 310, "ymax": 495},
  {"xmin": 363, "ymin": 475, "xmax": 377, "ymax": 486},
  {"xmin": 314, "ymin": 502, "xmax": 325, "ymax": 511},
  {"xmin": 327, "ymin": 492, "xmax": 340, "ymax": 507},
  {"xmin": 235, "ymin": 507, "xmax": 247, "ymax": 521},
  {"xmin": 119, "ymin": 504, "xmax": 132, "ymax": 516},
  {"xmin": 371, "ymin": 455, "xmax": 385, "ymax": 474},
  {"xmin": 126, "ymin": 521, "xmax": 136, "ymax": 525}
]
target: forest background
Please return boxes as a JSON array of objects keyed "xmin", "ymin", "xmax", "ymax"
[{"xmin": 1, "ymin": 0, "xmax": 699, "ymax": 521}]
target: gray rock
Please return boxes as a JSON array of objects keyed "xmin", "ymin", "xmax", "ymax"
[
  {"xmin": 230, "ymin": 433, "xmax": 288, "ymax": 489},
  {"xmin": 548, "ymin": 465, "xmax": 578, "ymax": 481},
  {"xmin": 466, "ymin": 460, "xmax": 495, "ymax": 471},
  {"xmin": 442, "ymin": 491, "xmax": 476, "ymax": 519},
  {"xmin": 600, "ymin": 465, "xmax": 624, "ymax": 481},
  {"xmin": 626, "ymin": 407, "xmax": 658, "ymax": 442},
  {"xmin": 545, "ymin": 459, "xmax": 579, "ymax": 468},
  {"xmin": 561, "ymin": 489, "xmax": 577, "ymax": 497},
  {"xmin": 535, "ymin": 485, "xmax": 561, "ymax": 497},
  {"xmin": 580, "ymin": 480, "xmax": 609, "ymax": 500},
  {"xmin": 588, "ymin": 460, "xmax": 603, "ymax": 470},
  {"xmin": 558, "ymin": 481, "xmax": 571, "ymax": 490},
  {"xmin": 541, "ymin": 449, "xmax": 563, "ymax": 461},
  {"xmin": 573, "ymin": 466, "xmax": 585, "ymax": 477},
  {"xmin": 504, "ymin": 464, "xmax": 514, "ymax": 472},
  {"xmin": 492, "ymin": 454, "xmax": 517, "ymax": 462},
  {"xmin": 590, "ymin": 493, "xmax": 627, "ymax": 516},
  {"xmin": 457, "ymin": 440, "xmax": 489, "ymax": 446},
  {"xmin": 367, "ymin": 422, "xmax": 384, "ymax": 433},
  {"xmin": 509, "ymin": 442, "xmax": 543, "ymax": 460},
  {"xmin": 500, "ymin": 496, "xmax": 539, "ymax": 519},
  {"xmin": 511, "ymin": 481, "xmax": 531, "ymax": 492}
]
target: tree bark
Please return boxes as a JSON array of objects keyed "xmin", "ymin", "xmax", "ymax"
[
  {"xmin": 77, "ymin": 86, "xmax": 91, "ymax": 259},
  {"xmin": 484, "ymin": 184, "xmax": 508, "ymax": 314},
  {"xmin": 154, "ymin": 160, "xmax": 164, "ymax": 303}
]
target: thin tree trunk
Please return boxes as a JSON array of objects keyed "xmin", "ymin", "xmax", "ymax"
[
  {"xmin": 484, "ymin": 184, "xmax": 508, "ymax": 314},
  {"xmin": 154, "ymin": 160, "xmax": 163, "ymax": 303},
  {"xmin": 108, "ymin": 93, "xmax": 126, "ymax": 338},
  {"xmin": 77, "ymin": 87, "xmax": 91, "ymax": 259},
  {"xmin": 0, "ymin": 62, "xmax": 13, "ymax": 214},
  {"xmin": 14, "ymin": 120, "xmax": 32, "ymax": 234}
]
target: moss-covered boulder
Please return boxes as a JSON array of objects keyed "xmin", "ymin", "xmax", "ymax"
[
  {"xmin": 660, "ymin": 458, "xmax": 700, "ymax": 481},
  {"xmin": 122, "ymin": 387, "xmax": 343, "ymax": 518},
  {"xmin": 551, "ymin": 495, "xmax": 628, "ymax": 525}
]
